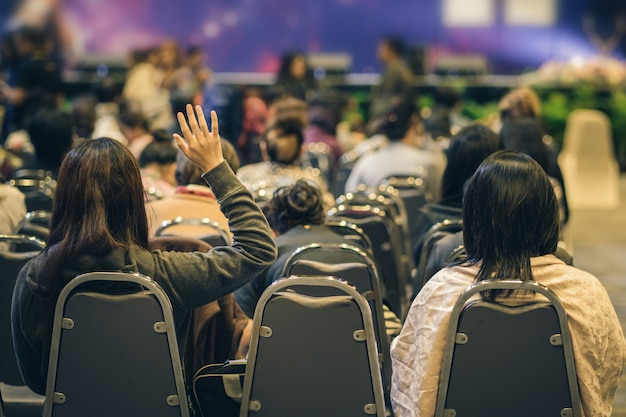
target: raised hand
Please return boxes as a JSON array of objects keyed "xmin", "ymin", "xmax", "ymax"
[{"xmin": 174, "ymin": 104, "xmax": 224, "ymax": 173}]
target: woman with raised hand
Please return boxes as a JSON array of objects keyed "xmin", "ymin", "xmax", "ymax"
[{"xmin": 11, "ymin": 105, "xmax": 277, "ymax": 395}]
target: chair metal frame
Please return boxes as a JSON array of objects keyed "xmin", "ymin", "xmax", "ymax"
[
  {"xmin": 434, "ymin": 279, "xmax": 582, "ymax": 417},
  {"xmin": 328, "ymin": 204, "xmax": 410, "ymax": 316},
  {"xmin": 44, "ymin": 271, "xmax": 190, "ymax": 417},
  {"xmin": 415, "ymin": 219, "xmax": 463, "ymax": 290},
  {"xmin": 280, "ymin": 243, "xmax": 393, "ymax": 411},
  {"xmin": 324, "ymin": 220, "xmax": 374, "ymax": 253},
  {"xmin": 154, "ymin": 217, "xmax": 232, "ymax": 246},
  {"xmin": 240, "ymin": 276, "xmax": 386, "ymax": 417}
]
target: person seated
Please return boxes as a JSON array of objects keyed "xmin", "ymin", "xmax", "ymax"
[
  {"xmin": 344, "ymin": 94, "xmax": 446, "ymax": 201},
  {"xmin": 234, "ymin": 179, "xmax": 349, "ymax": 318},
  {"xmin": 391, "ymin": 150, "xmax": 626, "ymax": 417},
  {"xmin": 18, "ymin": 107, "xmax": 74, "ymax": 177},
  {"xmin": 11, "ymin": 105, "xmax": 277, "ymax": 395},
  {"xmin": 499, "ymin": 117, "xmax": 569, "ymax": 227},
  {"xmin": 118, "ymin": 101, "xmax": 154, "ymax": 159},
  {"xmin": 236, "ymin": 116, "xmax": 330, "ymax": 204},
  {"xmin": 0, "ymin": 173, "xmax": 26, "ymax": 250},
  {"xmin": 304, "ymin": 90, "xmax": 347, "ymax": 165},
  {"xmin": 147, "ymin": 138, "xmax": 240, "ymax": 237},
  {"xmin": 139, "ymin": 132, "xmax": 179, "ymax": 200},
  {"xmin": 412, "ymin": 124, "xmax": 502, "ymax": 272}
]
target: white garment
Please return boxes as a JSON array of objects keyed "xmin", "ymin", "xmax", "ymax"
[
  {"xmin": 345, "ymin": 142, "xmax": 446, "ymax": 201},
  {"xmin": 0, "ymin": 184, "xmax": 27, "ymax": 250},
  {"xmin": 122, "ymin": 63, "xmax": 173, "ymax": 130},
  {"xmin": 391, "ymin": 255, "xmax": 626, "ymax": 417}
]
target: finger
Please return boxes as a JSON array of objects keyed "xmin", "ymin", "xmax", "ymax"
[
  {"xmin": 177, "ymin": 111, "xmax": 194, "ymax": 142},
  {"xmin": 195, "ymin": 105, "xmax": 211, "ymax": 138},
  {"xmin": 186, "ymin": 103, "xmax": 203, "ymax": 140},
  {"xmin": 173, "ymin": 134, "xmax": 190, "ymax": 155},
  {"xmin": 210, "ymin": 110, "xmax": 219, "ymax": 138}
]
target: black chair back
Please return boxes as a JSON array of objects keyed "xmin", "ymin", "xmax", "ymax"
[
  {"xmin": 240, "ymin": 276, "xmax": 385, "ymax": 417},
  {"xmin": 435, "ymin": 280, "xmax": 582, "ymax": 417},
  {"xmin": 154, "ymin": 217, "xmax": 231, "ymax": 247},
  {"xmin": 44, "ymin": 272, "xmax": 190, "ymax": 417}
]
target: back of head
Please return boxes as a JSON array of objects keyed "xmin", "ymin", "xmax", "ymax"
[
  {"xmin": 138, "ymin": 140, "xmax": 178, "ymax": 168},
  {"xmin": 499, "ymin": 117, "xmax": 550, "ymax": 171},
  {"xmin": 440, "ymin": 124, "xmax": 501, "ymax": 205},
  {"xmin": 462, "ymin": 150, "xmax": 559, "ymax": 288},
  {"xmin": 379, "ymin": 94, "xmax": 419, "ymax": 141},
  {"xmin": 26, "ymin": 108, "xmax": 74, "ymax": 169},
  {"xmin": 44, "ymin": 138, "xmax": 149, "ymax": 287},
  {"xmin": 176, "ymin": 139, "xmax": 240, "ymax": 186},
  {"xmin": 71, "ymin": 95, "xmax": 97, "ymax": 139},
  {"xmin": 118, "ymin": 101, "xmax": 149, "ymax": 131},
  {"xmin": 499, "ymin": 87, "xmax": 541, "ymax": 121},
  {"xmin": 307, "ymin": 90, "xmax": 347, "ymax": 134},
  {"xmin": 266, "ymin": 179, "xmax": 325, "ymax": 235},
  {"xmin": 263, "ymin": 117, "xmax": 304, "ymax": 165}
]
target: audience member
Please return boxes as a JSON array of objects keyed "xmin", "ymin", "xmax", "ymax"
[
  {"xmin": 147, "ymin": 138, "xmax": 240, "ymax": 237},
  {"xmin": 11, "ymin": 105, "xmax": 277, "ymax": 395},
  {"xmin": 118, "ymin": 101, "xmax": 154, "ymax": 159},
  {"xmin": 20, "ymin": 107, "xmax": 73, "ymax": 176},
  {"xmin": 163, "ymin": 44, "xmax": 211, "ymax": 105},
  {"xmin": 391, "ymin": 151, "xmax": 626, "ymax": 417},
  {"xmin": 234, "ymin": 179, "xmax": 347, "ymax": 317},
  {"xmin": 499, "ymin": 117, "xmax": 569, "ymax": 227},
  {"xmin": 369, "ymin": 36, "xmax": 413, "ymax": 123},
  {"xmin": 304, "ymin": 90, "xmax": 346, "ymax": 164},
  {"xmin": 412, "ymin": 124, "xmax": 501, "ymax": 268},
  {"xmin": 345, "ymin": 95, "xmax": 445, "ymax": 200},
  {"xmin": 122, "ymin": 46, "xmax": 172, "ymax": 130},
  {"xmin": 0, "ymin": 173, "xmax": 26, "ymax": 250},
  {"xmin": 138, "ymin": 131, "xmax": 178, "ymax": 200},
  {"xmin": 0, "ymin": 26, "xmax": 63, "ymax": 133},
  {"xmin": 236, "ymin": 116, "xmax": 330, "ymax": 203},
  {"xmin": 70, "ymin": 94, "xmax": 97, "ymax": 142},
  {"xmin": 92, "ymin": 77, "xmax": 126, "ymax": 144}
]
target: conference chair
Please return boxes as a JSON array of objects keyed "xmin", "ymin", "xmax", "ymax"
[
  {"xmin": 434, "ymin": 279, "xmax": 582, "ymax": 417},
  {"xmin": 281, "ymin": 243, "xmax": 393, "ymax": 413},
  {"xmin": 154, "ymin": 217, "xmax": 232, "ymax": 247},
  {"xmin": 43, "ymin": 272, "xmax": 190, "ymax": 417},
  {"xmin": 239, "ymin": 276, "xmax": 385, "ymax": 417},
  {"xmin": 0, "ymin": 235, "xmax": 46, "ymax": 417}
]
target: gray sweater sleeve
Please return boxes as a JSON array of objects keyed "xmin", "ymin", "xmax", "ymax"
[{"xmin": 148, "ymin": 161, "xmax": 277, "ymax": 309}]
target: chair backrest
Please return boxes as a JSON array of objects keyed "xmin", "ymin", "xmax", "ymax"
[
  {"xmin": 280, "ymin": 244, "xmax": 392, "ymax": 408},
  {"xmin": 44, "ymin": 272, "xmax": 190, "ymax": 417},
  {"xmin": 8, "ymin": 170, "xmax": 57, "ymax": 212},
  {"xmin": 379, "ymin": 176, "xmax": 430, "ymax": 248},
  {"xmin": 154, "ymin": 217, "xmax": 232, "ymax": 247},
  {"xmin": 301, "ymin": 142, "xmax": 335, "ymax": 190},
  {"xmin": 435, "ymin": 280, "xmax": 582, "ymax": 417},
  {"xmin": 240, "ymin": 276, "xmax": 385, "ymax": 417},
  {"xmin": 0, "ymin": 237, "xmax": 44, "ymax": 386},
  {"xmin": 415, "ymin": 219, "xmax": 463, "ymax": 292},
  {"xmin": 324, "ymin": 220, "xmax": 373, "ymax": 253},
  {"xmin": 558, "ymin": 109, "xmax": 620, "ymax": 209}
]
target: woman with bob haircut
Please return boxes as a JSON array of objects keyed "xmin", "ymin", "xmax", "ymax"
[
  {"xmin": 391, "ymin": 150, "xmax": 626, "ymax": 417},
  {"xmin": 11, "ymin": 105, "xmax": 277, "ymax": 395}
]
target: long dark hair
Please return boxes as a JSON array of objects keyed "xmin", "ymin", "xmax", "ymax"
[
  {"xmin": 40, "ymin": 138, "xmax": 149, "ymax": 289},
  {"xmin": 461, "ymin": 151, "xmax": 559, "ymax": 298},
  {"xmin": 440, "ymin": 124, "xmax": 501, "ymax": 207}
]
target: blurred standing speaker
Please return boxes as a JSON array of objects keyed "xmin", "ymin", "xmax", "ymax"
[{"xmin": 407, "ymin": 46, "xmax": 427, "ymax": 76}]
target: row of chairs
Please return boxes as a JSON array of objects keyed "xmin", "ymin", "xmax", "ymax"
[{"xmin": 25, "ymin": 270, "xmax": 581, "ymax": 417}]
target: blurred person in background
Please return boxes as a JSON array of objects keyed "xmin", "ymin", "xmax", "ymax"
[
  {"xmin": 271, "ymin": 51, "xmax": 317, "ymax": 101},
  {"xmin": 139, "ymin": 130, "xmax": 178, "ymax": 201},
  {"xmin": 369, "ymin": 36, "xmax": 413, "ymax": 124}
]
